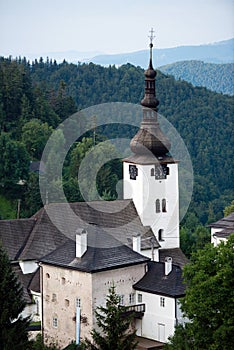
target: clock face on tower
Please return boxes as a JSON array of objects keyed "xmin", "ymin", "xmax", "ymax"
[
  {"xmin": 155, "ymin": 164, "xmax": 169, "ymax": 179},
  {"xmin": 129, "ymin": 165, "xmax": 138, "ymax": 180}
]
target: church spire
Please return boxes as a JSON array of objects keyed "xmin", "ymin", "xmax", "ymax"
[{"xmin": 130, "ymin": 29, "xmax": 171, "ymax": 158}]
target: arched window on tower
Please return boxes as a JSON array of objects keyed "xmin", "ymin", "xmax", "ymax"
[
  {"xmin": 158, "ymin": 229, "xmax": 164, "ymax": 241},
  {"xmin": 162, "ymin": 198, "xmax": 167, "ymax": 212},
  {"xmin": 156, "ymin": 199, "xmax": 160, "ymax": 213},
  {"xmin": 151, "ymin": 168, "xmax": 155, "ymax": 176}
]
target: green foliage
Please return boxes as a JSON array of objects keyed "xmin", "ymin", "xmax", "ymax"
[
  {"xmin": 85, "ymin": 285, "xmax": 137, "ymax": 350},
  {"xmin": 28, "ymin": 334, "xmax": 59, "ymax": 350},
  {"xmin": 0, "ymin": 194, "xmax": 17, "ymax": 219},
  {"xmin": 160, "ymin": 60, "xmax": 234, "ymax": 95},
  {"xmin": 0, "ymin": 132, "xmax": 30, "ymax": 187},
  {"xmin": 167, "ymin": 235, "xmax": 234, "ymax": 349},
  {"xmin": 21, "ymin": 119, "xmax": 53, "ymax": 160},
  {"xmin": 224, "ymin": 200, "xmax": 234, "ymax": 217},
  {"xmin": 0, "ymin": 243, "xmax": 30, "ymax": 349},
  {"xmin": 0, "ymin": 56, "xmax": 233, "ymax": 227}
]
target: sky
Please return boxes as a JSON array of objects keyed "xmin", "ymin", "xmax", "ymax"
[{"xmin": 0, "ymin": 0, "xmax": 233, "ymax": 57}]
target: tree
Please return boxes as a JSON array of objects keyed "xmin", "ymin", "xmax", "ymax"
[
  {"xmin": 224, "ymin": 200, "xmax": 234, "ymax": 217},
  {"xmin": 85, "ymin": 285, "xmax": 138, "ymax": 350},
  {"xmin": 0, "ymin": 243, "xmax": 30, "ymax": 349},
  {"xmin": 0, "ymin": 132, "xmax": 30, "ymax": 187},
  {"xmin": 166, "ymin": 235, "xmax": 234, "ymax": 350},
  {"xmin": 21, "ymin": 118, "xmax": 53, "ymax": 160}
]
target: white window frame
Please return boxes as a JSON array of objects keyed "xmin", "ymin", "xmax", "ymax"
[{"xmin": 160, "ymin": 296, "xmax": 165, "ymax": 307}]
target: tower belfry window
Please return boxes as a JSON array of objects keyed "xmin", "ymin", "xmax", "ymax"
[
  {"xmin": 162, "ymin": 199, "xmax": 167, "ymax": 212},
  {"xmin": 156, "ymin": 199, "xmax": 160, "ymax": 213}
]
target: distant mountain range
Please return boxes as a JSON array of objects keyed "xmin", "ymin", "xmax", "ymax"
[
  {"xmin": 16, "ymin": 38, "xmax": 234, "ymax": 67},
  {"xmin": 85, "ymin": 39, "xmax": 234, "ymax": 67},
  {"xmin": 159, "ymin": 61, "xmax": 234, "ymax": 95}
]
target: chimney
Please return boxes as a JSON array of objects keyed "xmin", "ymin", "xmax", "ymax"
[
  {"xmin": 132, "ymin": 235, "xmax": 141, "ymax": 253},
  {"xmin": 165, "ymin": 257, "xmax": 172, "ymax": 276},
  {"xmin": 76, "ymin": 229, "xmax": 87, "ymax": 258}
]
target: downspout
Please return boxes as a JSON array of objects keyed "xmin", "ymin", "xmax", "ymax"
[
  {"xmin": 39, "ymin": 263, "xmax": 44, "ymax": 343},
  {"xmin": 76, "ymin": 307, "xmax": 81, "ymax": 344}
]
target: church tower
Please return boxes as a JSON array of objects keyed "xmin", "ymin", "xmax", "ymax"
[{"xmin": 123, "ymin": 30, "xmax": 180, "ymax": 250}]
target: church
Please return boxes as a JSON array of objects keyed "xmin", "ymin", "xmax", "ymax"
[{"xmin": 0, "ymin": 35, "xmax": 188, "ymax": 349}]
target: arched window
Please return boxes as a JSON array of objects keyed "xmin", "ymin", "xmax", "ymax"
[
  {"xmin": 151, "ymin": 168, "xmax": 155, "ymax": 176},
  {"xmin": 162, "ymin": 199, "xmax": 167, "ymax": 212},
  {"xmin": 158, "ymin": 229, "xmax": 164, "ymax": 241},
  {"xmin": 156, "ymin": 199, "xmax": 160, "ymax": 213}
]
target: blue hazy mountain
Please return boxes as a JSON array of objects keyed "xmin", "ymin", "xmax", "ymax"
[
  {"xmin": 159, "ymin": 61, "xmax": 234, "ymax": 95},
  {"xmin": 85, "ymin": 39, "xmax": 234, "ymax": 67}
]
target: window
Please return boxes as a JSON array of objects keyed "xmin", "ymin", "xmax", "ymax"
[
  {"xmin": 156, "ymin": 199, "xmax": 160, "ymax": 213},
  {"xmin": 158, "ymin": 229, "xmax": 164, "ymax": 241},
  {"xmin": 52, "ymin": 317, "xmax": 58, "ymax": 328},
  {"xmin": 151, "ymin": 168, "xmax": 155, "ymax": 176},
  {"xmin": 46, "ymin": 273, "xmax": 50, "ymax": 279},
  {"xmin": 138, "ymin": 294, "xmax": 142, "ymax": 303},
  {"xmin": 162, "ymin": 199, "xmax": 167, "ymax": 212},
  {"xmin": 65, "ymin": 299, "xmax": 70, "ymax": 307},
  {"xmin": 119, "ymin": 295, "xmax": 125, "ymax": 306},
  {"xmin": 129, "ymin": 293, "xmax": 135, "ymax": 304},
  {"xmin": 160, "ymin": 297, "xmax": 165, "ymax": 307},
  {"xmin": 61, "ymin": 277, "xmax": 66, "ymax": 285},
  {"xmin": 52, "ymin": 293, "xmax": 57, "ymax": 302},
  {"xmin": 35, "ymin": 298, "xmax": 39, "ymax": 315},
  {"xmin": 75, "ymin": 298, "xmax": 81, "ymax": 308}
]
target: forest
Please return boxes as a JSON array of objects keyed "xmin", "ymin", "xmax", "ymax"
[
  {"xmin": 0, "ymin": 56, "xmax": 233, "ymax": 256},
  {"xmin": 159, "ymin": 60, "xmax": 234, "ymax": 95}
]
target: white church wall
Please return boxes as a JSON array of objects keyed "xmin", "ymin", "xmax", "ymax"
[{"xmin": 123, "ymin": 162, "xmax": 179, "ymax": 250}]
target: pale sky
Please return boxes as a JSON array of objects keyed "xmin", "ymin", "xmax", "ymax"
[{"xmin": 0, "ymin": 0, "xmax": 233, "ymax": 56}]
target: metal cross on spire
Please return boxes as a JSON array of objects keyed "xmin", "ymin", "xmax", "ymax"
[
  {"xmin": 148, "ymin": 28, "xmax": 155, "ymax": 46},
  {"xmin": 148, "ymin": 28, "xmax": 155, "ymax": 61}
]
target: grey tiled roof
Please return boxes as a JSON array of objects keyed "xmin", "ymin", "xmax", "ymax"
[
  {"xmin": 12, "ymin": 264, "xmax": 40, "ymax": 303},
  {"xmin": 209, "ymin": 212, "xmax": 234, "ymax": 229},
  {"xmin": 0, "ymin": 219, "xmax": 36, "ymax": 260},
  {"xmin": 0, "ymin": 200, "xmax": 158, "ymax": 263},
  {"xmin": 133, "ymin": 261, "xmax": 186, "ymax": 297},
  {"xmin": 159, "ymin": 248, "xmax": 188, "ymax": 268},
  {"xmin": 40, "ymin": 225, "xmax": 149, "ymax": 272}
]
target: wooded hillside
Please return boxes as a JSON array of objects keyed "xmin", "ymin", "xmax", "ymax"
[{"xmin": 0, "ymin": 57, "xmax": 233, "ymax": 233}]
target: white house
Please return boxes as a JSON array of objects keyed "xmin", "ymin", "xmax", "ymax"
[{"xmin": 210, "ymin": 212, "xmax": 234, "ymax": 246}]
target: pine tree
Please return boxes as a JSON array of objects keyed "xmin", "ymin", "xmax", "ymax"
[
  {"xmin": 85, "ymin": 285, "xmax": 138, "ymax": 350},
  {"xmin": 0, "ymin": 243, "xmax": 30, "ymax": 349}
]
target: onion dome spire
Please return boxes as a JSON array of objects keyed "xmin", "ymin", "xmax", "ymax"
[{"xmin": 130, "ymin": 29, "xmax": 171, "ymax": 157}]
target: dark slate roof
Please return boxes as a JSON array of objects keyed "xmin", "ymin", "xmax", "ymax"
[
  {"xmin": 0, "ymin": 200, "xmax": 158, "ymax": 262},
  {"xmin": 209, "ymin": 212, "xmax": 234, "ymax": 229},
  {"xmin": 12, "ymin": 264, "xmax": 40, "ymax": 303},
  {"xmin": 0, "ymin": 219, "xmax": 36, "ymax": 260},
  {"xmin": 159, "ymin": 248, "xmax": 189, "ymax": 268},
  {"xmin": 40, "ymin": 225, "xmax": 149, "ymax": 273},
  {"xmin": 209, "ymin": 212, "xmax": 234, "ymax": 240},
  {"xmin": 133, "ymin": 261, "xmax": 186, "ymax": 297}
]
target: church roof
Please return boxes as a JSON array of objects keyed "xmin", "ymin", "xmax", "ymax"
[
  {"xmin": 40, "ymin": 227, "xmax": 149, "ymax": 273},
  {"xmin": 0, "ymin": 199, "xmax": 158, "ymax": 262},
  {"xmin": 133, "ymin": 261, "xmax": 186, "ymax": 297}
]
